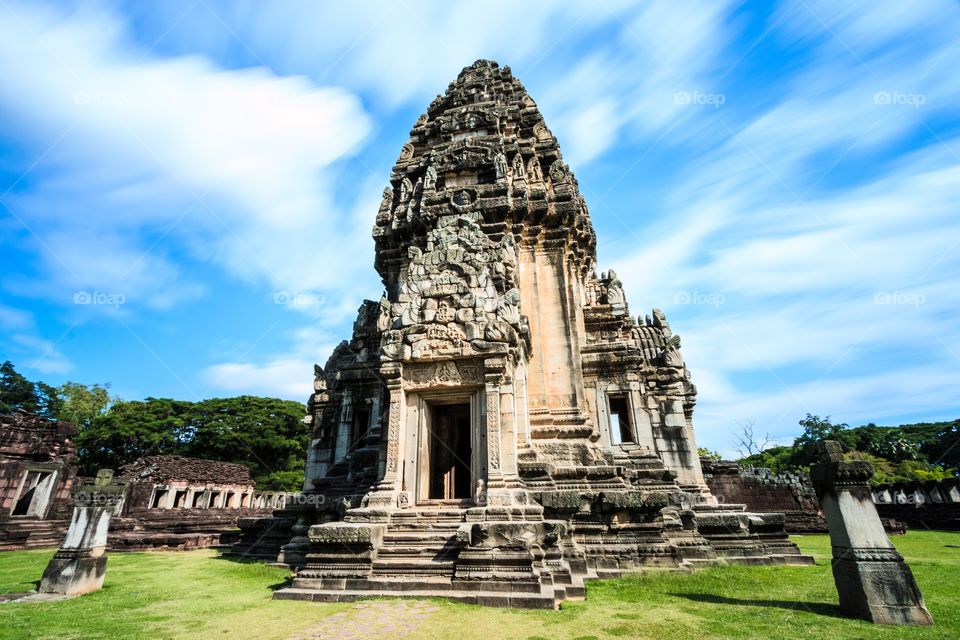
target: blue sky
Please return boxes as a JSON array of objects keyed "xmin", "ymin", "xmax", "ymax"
[{"xmin": 1, "ymin": 0, "xmax": 958, "ymax": 456}]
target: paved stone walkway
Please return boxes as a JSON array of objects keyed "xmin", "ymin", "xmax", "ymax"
[{"xmin": 290, "ymin": 600, "xmax": 440, "ymax": 640}]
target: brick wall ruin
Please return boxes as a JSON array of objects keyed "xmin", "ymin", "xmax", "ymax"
[
  {"xmin": 700, "ymin": 458, "xmax": 827, "ymax": 533},
  {"xmin": 104, "ymin": 455, "xmax": 297, "ymax": 551},
  {"xmin": 0, "ymin": 411, "xmax": 78, "ymax": 549},
  {"xmin": 1, "ymin": 429, "xmax": 299, "ymax": 552}
]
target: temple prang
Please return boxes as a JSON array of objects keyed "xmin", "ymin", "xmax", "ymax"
[{"xmin": 263, "ymin": 59, "xmax": 812, "ymax": 608}]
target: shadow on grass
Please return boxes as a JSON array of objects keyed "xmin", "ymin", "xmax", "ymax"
[
  {"xmin": 0, "ymin": 578, "xmax": 41, "ymax": 597},
  {"xmin": 671, "ymin": 593, "xmax": 844, "ymax": 618},
  {"xmin": 211, "ymin": 552, "xmax": 294, "ymax": 591},
  {"xmin": 213, "ymin": 552, "xmax": 269, "ymax": 565}
]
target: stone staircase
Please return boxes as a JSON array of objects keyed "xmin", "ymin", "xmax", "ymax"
[
  {"xmin": 372, "ymin": 523, "xmax": 461, "ymax": 576},
  {"xmin": 275, "ymin": 507, "xmax": 571, "ymax": 608},
  {"xmin": 0, "ymin": 518, "xmax": 67, "ymax": 550}
]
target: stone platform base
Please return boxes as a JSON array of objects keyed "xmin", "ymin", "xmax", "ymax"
[
  {"xmin": 273, "ymin": 554, "xmax": 812, "ymax": 609},
  {"xmin": 271, "ymin": 504, "xmax": 813, "ymax": 609}
]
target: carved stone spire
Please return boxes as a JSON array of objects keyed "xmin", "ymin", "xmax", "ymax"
[{"xmin": 372, "ymin": 59, "xmax": 596, "ymax": 290}]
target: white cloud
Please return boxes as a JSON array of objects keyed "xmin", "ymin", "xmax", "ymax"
[
  {"xmin": 0, "ymin": 1, "xmax": 372, "ymax": 311},
  {"xmin": 202, "ymin": 359, "xmax": 314, "ymax": 400},
  {"xmin": 201, "ymin": 324, "xmax": 340, "ymax": 400},
  {"xmin": 602, "ymin": 0, "xmax": 960, "ymax": 451},
  {"xmin": 171, "ymin": 0, "xmax": 639, "ymax": 108},
  {"xmin": 9, "ymin": 333, "xmax": 73, "ymax": 375},
  {"xmin": 0, "ymin": 303, "xmax": 73, "ymax": 375}
]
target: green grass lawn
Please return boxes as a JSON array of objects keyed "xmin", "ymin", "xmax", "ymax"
[{"xmin": 1, "ymin": 531, "xmax": 958, "ymax": 640}]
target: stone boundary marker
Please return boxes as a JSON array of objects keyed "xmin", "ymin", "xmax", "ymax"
[{"xmin": 810, "ymin": 441, "xmax": 933, "ymax": 625}]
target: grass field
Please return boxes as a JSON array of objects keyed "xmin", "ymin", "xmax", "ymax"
[{"xmin": 0, "ymin": 531, "xmax": 957, "ymax": 640}]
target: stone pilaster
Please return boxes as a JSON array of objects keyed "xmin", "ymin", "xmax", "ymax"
[{"xmin": 363, "ymin": 364, "xmax": 404, "ymax": 509}]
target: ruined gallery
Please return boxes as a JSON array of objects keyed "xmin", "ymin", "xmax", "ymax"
[{"xmin": 252, "ymin": 60, "xmax": 813, "ymax": 608}]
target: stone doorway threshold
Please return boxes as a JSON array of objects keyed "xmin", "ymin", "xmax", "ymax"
[{"xmin": 415, "ymin": 499, "xmax": 474, "ymax": 508}]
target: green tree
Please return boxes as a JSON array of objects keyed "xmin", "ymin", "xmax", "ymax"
[
  {"xmin": 75, "ymin": 395, "xmax": 308, "ymax": 490},
  {"xmin": 739, "ymin": 445, "xmax": 797, "ymax": 474},
  {"xmin": 76, "ymin": 398, "xmax": 192, "ymax": 475},
  {"xmin": 697, "ymin": 447, "xmax": 722, "ymax": 461},
  {"xmin": 791, "ymin": 414, "xmax": 853, "ymax": 466},
  {"xmin": 0, "ymin": 360, "xmax": 40, "ymax": 414},
  {"xmin": 184, "ymin": 396, "xmax": 308, "ymax": 490},
  {"xmin": 35, "ymin": 381, "xmax": 64, "ymax": 419},
  {"xmin": 898, "ymin": 420, "xmax": 960, "ymax": 469},
  {"xmin": 57, "ymin": 381, "xmax": 113, "ymax": 428}
]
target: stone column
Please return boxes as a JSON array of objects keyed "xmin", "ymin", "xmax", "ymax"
[
  {"xmin": 810, "ymin": 441, "xmax": 933, "ymax": 626},
  {"xmin": 40, "ymin": 470, "xmax": 125, "ymax": 597}
]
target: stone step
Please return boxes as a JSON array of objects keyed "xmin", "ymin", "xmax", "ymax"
[
  {"xmin": 383, "ymin": 528, "xmax": 456, "ymax": 542},
  {"xmin": 371, "ymin": 560, "xmax": 456, "ymax": 575},
  {"xmin": 377, "ymin": 544, "xmax": 457, "ymax": 557},
  {"xmin": 275, "ymin": 587, "xmax": 558, "ymax": 609}
]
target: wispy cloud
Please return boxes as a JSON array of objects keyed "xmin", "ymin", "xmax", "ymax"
[
  {"xmin": 1, "ymin": 1, "xmax": 957, "ymax": 452},
  {"xmin": 0, "ymin": 1, "xmax": 372, "ymax": 312},
  {"xmin": 600, "ymin": 0, "xmax": 960, "ymax": 449}
]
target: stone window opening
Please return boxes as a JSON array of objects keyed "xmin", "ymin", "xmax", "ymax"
[
  {"xmin": 150, "ymin": 488, "xmax": 168, "ymax": 509},
  {"xmin": 174, "ymin": 490, "xmax": 188, "ymax": 508},
  {"xmin": 208, "ymin": 490, "xmax": 221, "ymax": 508},
  {"xmin": 12, "ymin": 470, "xmax": 55, "ymax": 517},
  {"xmin": 608, "ymin": 395, "xmax": 635, "ymax": 445},
  {"xmin": 192, "ymin": 491, "xmax": 206, "ymax": 508}
]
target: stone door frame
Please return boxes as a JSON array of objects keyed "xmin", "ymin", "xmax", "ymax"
[{"xmin": 406, "ymin": 387, "xmax": 486, "ymax": 507}]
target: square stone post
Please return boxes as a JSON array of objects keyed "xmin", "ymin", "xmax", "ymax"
[
  {"xmin": 810, "ymin": 441, "xmax": 933, "ymax": 626},
  {"xmin": 40, "ymin": 470, "xmax": 125, "ymax": 597}
]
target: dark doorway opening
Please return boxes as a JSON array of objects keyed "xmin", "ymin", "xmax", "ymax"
[
  {"xmin": 428, "ymin": 403, "xmax": 472, "ymax": 500},
  {"xmin": 351, "ymin": 407, "xmax": 370, "ymax": 452}
]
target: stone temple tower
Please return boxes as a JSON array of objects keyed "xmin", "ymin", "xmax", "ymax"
[{"xmin": 262, "ymin": 60, "xmax": 810, "ymax": 607}]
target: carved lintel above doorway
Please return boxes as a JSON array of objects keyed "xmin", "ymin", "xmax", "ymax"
[{"xmin": 402, "ymin": 359, "xmax": 484, "ymax": 390}]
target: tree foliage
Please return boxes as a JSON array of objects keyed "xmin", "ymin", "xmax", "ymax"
[
  {"xmin": 58, "ymin": 381, "xmax": 113, "ymax": 428},
  {"xmin": 698, "ymin": 447, "xmax": 722, "ymax": 461},
  {"xmin": 736, "ymin": 413, "xmax": 958, "ymax": 485},
  {"xmin": 75, "ymin": 396, "xmax": 308, "ymax": 490},
  {"xmin": 1, "ymin": 360, "xmax": 43, "ymax": 415},
  {"xmin": 0, "ymin": 360, "xmax": 308, "ymax": 491}
]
